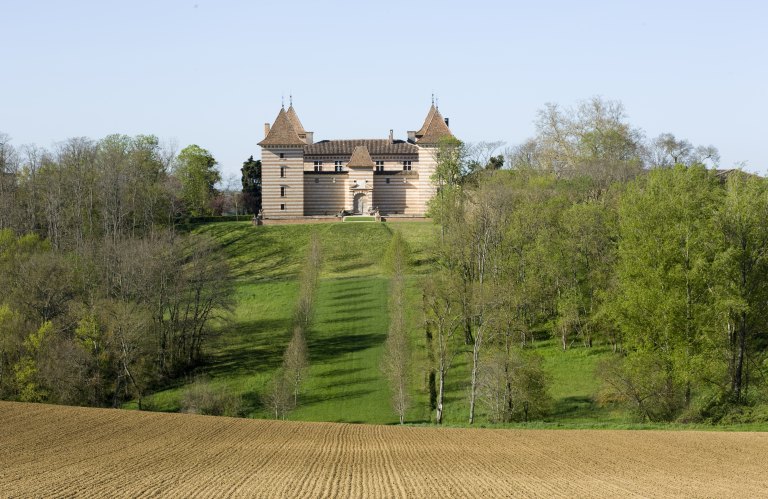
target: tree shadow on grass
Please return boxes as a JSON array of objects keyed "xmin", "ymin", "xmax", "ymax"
[
  {"xmin": 317, "ymin": 367, "xmax": 367, "ymax": 378},
  {"xmin": 205, "ymin": 318, "xmax": 291, "ymax": 377},
  {"xmin": 321, "ymin": 314, "xmax": 376, "ymax": 325},
  {"xmin": 320, "ymin": 377, "xmax": 378, "ymax": 390},
  {"xmin": 303, "ymin": 388, "xmax": 375, "ymax": 405},
  {"xmin": 240, "ymin": 389, "xmax": 264, "ymax": 414},
  {"xmin": 328, "ymin": 291, "xmax": 379, "ymax": 302},
  {"xmin": 552, "ymin": 395, "xmax": 598, "ymax": 419},
  {"xmin": 307, "ymin": 332, "xmax": 385, "ymax": 364},
  {"xmin": 330, "ymin": 261, "xmax": 377, "ymax": 274}
]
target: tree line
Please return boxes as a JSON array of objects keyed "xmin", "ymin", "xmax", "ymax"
[
  {"xmin": 265, "ymin": 232, "xmax": 322, "ymax": 419},
  {"xmin": 422, "ymin": 97, "xmax": 767, "ymax": 423},
  {"xmin": 0, "ymin": 132, "xmax": 235, "ymax": 408}
]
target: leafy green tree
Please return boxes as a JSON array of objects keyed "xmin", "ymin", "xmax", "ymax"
[
  {"xmin": 174, "ymin": 145, "xmax": 221, "ymax": 216},
  {"xmin": 427, "ymin": 136, "xmax": 468, "ymax": 240},
  {"xmin": 478, "ymin": 348, "xmax": 550, "ymax": 422},
  {"xmin": 606, "ymin": 165, "xmax": 722, "ymax": 420},
  {"xmin": 714, "ymin": 173, "xmax": 768, "ymax": 402},
  {"xmin": 557, "ymin": 199, "xmax": 618, "ymax": 349},
  {"xmin": 241, "ymin": 155, "xmax": 262, "ymax": 214}
]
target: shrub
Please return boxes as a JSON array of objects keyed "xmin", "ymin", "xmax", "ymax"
[{"xmin": 180, "ymin": 377, "xmax": 242, "ymax": 417}]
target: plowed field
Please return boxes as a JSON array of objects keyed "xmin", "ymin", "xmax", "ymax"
[{"xmin": 1, "ymin": 402, "xmax": 766, "ymax": 498}]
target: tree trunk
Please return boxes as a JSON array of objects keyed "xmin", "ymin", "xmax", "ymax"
[
  {"xmin": 464, "ymin": 316, "xmax": 473, "ymax": 345},
  {"xmin": 732, "ymin": 312, "xmax": 747, "ymax": 401},
  {"xmin": 436, "ymin": 367, "xmax": 445, "ymax": 424},
  {"xmin": 428, "ymin": 370, "xmax": 437, "ymax": 411},
  {"xmin": 469, "ymin": 342, "xmax": 479, "ymax": 424}
]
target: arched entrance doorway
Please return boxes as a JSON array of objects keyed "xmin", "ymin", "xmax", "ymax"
[{"xmin": 353, "ymin": 192, "xmax": 368, "ymax": 214}]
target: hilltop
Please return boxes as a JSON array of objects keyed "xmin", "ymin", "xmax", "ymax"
[{"xmin": 136, "ymin": 221, "xmax": 621, "ymax": 426}]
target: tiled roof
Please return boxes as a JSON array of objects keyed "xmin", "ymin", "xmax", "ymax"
[
  {"xmin": 347, "ymin": 145, "xmax": 376, "ymax": 168},
  {"xmin": 258, "ymin": 108, "xmax": 306, "ymax": 146},
  {"xmin": 286, "ymin": 105, "xmax": 305, "ymax": 135},
  {"xmin": 415, "ymin": 104, "xmax": 436, "ymax": 137},
  {"xmin": 417, "ymin": 107, "xmax": 453, "ymax": 144},
  {"xmin": 304, "ymin": 139, "xmax": 418, "ymax": 156}
]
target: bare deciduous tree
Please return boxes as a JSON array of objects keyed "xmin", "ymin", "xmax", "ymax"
[
  {"xmin": 283, "ymin": 325, "xmax": 309, "ymax": 406},
  {"xmin": 423, "ymin": 273, "xmax": 462, "ymax": 424},
  {"xmin": 263, "ymin": 370, "xmax": 293, "ymax": 420},
  {"xmin": 272, "ymin": 230, "xmax": 322, "ymax": 417},
  {"xmin": 382, "ymin": 231, "xmax": 411, "ymax": 423}
]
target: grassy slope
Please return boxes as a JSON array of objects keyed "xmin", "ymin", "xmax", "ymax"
[
  {"xmin": 139, "ymin": 221, "xmax": 761, "ymax": 429},
  {"xmin": 143, "ymin": 222, "xmax": 438, "ymax": 424}
]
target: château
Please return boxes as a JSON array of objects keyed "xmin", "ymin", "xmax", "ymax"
[{"xmin": 258, "ymin": 101, "xmax": 454, "ymax": 219}]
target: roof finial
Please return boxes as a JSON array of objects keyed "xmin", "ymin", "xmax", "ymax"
[
  {"xmin": 435, "ymin": 96, "xmax": 439, "ymax": 109},
  {"xmin": 431, "ymin": 92, "xmax": 435, "ymax": 106},
  {"xmin": 281, "ymin": 94, "xmax": 285, "ymax": 109},
  {"xmin": 289, "ymin": 94, "xmax": 293, "ymax": 107}
]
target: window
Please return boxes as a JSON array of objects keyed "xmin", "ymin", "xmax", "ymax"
[
  {"xmin": 280, "ymin": 203, "xmax": 286, "ymax": 211},
  {"xmin": 280, "ymin": 166, "xmax": 286, "ymax": 178},
  {"xmin": 385, "ymin": 178, "xmax": 391, "ymax": 184},
  {"xmin": 402, "ymin": 160, "xmax": 412, "ymax": 171},
  {"xmin": 334, "ymin": 161, "xmax": 343, "ymax": 172},
  {"xmin": 375, "ymin": 160, "xmax": 384, "ymax": 172},
  {"xmin": 314, "ymin": 178, "xmax": 319, "ymax": 184},
  {"xmin": 279, "ymin": 153, "xmax": 285, "ymax": 159},
  {"xmin": 313, "ymin": 161, "xmax": 323, "ymax": 172},
  {"xmin": 280, "ymin": 186, "xmax": 286, "ymax": 197}
]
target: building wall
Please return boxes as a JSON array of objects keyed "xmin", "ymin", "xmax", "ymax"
[
  {"xmin": 372, "ymin": 176, "xmax": 406, "ymax": 214},
  {"xmin": 261, "ymin": 146, "xmax": 438, "ymax": 218},
  {"xmin": 304, "ymin": 174, "xmax": 347, "ymax": 215},
  {"xmin": 261, "ymin": 147, "xmax": 304, "ymax": 218},
  {"xmin": 404, "ymin": 173, "xmax": 422, "ymax": 214},
  {"xmin": 415, "ymin": 146, "xmax": 438, "ymax": 215}
]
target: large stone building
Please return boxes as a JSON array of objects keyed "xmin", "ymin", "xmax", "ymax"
[{"xmin": 258, "ymin": 102, "xmax": 454, "ymax": 219}]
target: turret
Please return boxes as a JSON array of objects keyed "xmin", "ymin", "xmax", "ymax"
[{"xmin": 259, "ymin": 107, "xmax": 307, "ymax": 218}]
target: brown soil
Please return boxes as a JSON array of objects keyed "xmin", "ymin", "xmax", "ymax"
[{"xmin": 1, "ymin": 401, "xmax": 766, "ymax": 498}]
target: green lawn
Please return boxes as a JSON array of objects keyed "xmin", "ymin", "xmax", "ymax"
[
  {"xmin": 343, "ymin": 216, "xmax": 376, "ymax": 222},
  {"xmin": 135, "ymin": 221, "xmax": 764, "ymax": 430}
]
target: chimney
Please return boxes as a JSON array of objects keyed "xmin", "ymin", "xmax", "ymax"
[
  {"xmin": 389, "ymin": 129, "xmax": 394, "ymax": 142},
  {"xmin": 305, "ymin": 131, "xmax": 314, "ymax": 145},
  {"xmin": 444, "ymin": 117, "xmax": 450, "ymax": 127},
  {"xmin": 407, "ymin": 130, "xmax": 416, "ymax": 142},
  {"xmin": 264, "ymin": 123, "xmax": 271, "ymax": 137}
]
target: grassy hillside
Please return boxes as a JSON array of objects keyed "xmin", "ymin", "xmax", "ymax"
[{"xmin": 137, "ymin": 221, "xmax": 626, "ymax": 426}]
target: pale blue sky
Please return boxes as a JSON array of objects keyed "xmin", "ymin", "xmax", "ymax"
[{"xmin": 2, "ymin": 0, "xmax": 766, "ymax": 176}]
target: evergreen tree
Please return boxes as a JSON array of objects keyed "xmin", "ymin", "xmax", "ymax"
[{"xmin": 241, "ymin": 155, "xmax": 262, "ymax": 214}]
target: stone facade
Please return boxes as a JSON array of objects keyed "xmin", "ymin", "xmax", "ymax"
[{"xmin": 258, "ymin": 103, "xmax": 453, "ymax": 219}]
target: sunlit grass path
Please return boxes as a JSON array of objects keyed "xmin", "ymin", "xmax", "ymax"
[{"xmin": 291, "ymin": 276, "xmax": 392, "ymax": 423}]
